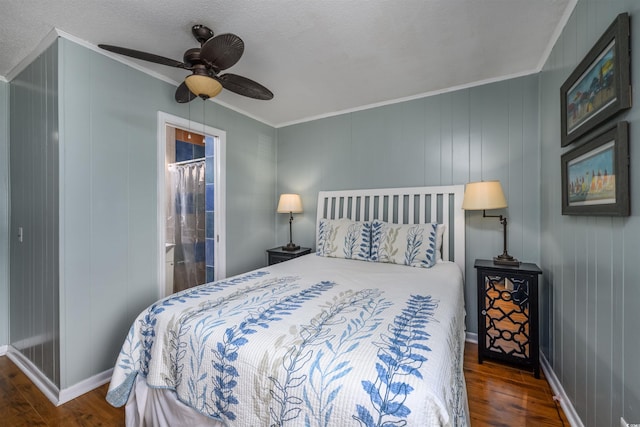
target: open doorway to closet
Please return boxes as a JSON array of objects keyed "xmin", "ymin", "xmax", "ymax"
[{"xmin": 157, "ymin": 112, "xmax": 226, "ymax": 298}]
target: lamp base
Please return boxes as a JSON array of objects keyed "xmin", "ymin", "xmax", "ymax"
[
  {"xmin": 493, "ymin": 254, "xmax": 520, "ymax": 266},
  {"xmin": 282, "ymin": 243, "xmax": 300, "ymax": 251}
]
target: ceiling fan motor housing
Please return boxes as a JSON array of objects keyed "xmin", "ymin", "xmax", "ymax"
[
  {"xmin": 183, "ymin": 48, "xmax": 202, "ymax": 67},
  {"xmin": 192, "ymin": 25, "xmax": 214, "ymax": 44}
]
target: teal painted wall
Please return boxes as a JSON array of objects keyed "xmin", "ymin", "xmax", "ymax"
[
  {"xmin": 540, "ymin": 1, "xmax": 640, "ymax": 425},
  {"xmin": 9, "ymin": 42, "xmax": 60, "ymax": 385},
  {"xmin": 58, "ymin": 38, "xmax": 276, "ymax": 388},
  {"xmin": 0, "ymin": 81, "xmax": 8, "ymax": 349},
  {"xmin": 7, "ymin": 9, "xmax": 637, "ymax": 424},
  {"xmin": 276, "ymin": 75, "xmax": 541, "ymax": 334},
  {"xmin": 4, "ymin": 35, "xmax": 275, "ymax": 391}
]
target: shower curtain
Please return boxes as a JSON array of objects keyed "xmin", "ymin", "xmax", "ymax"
[{"xmin": 168, "ymin": 160, "xmax": 206, "ymax": 292}]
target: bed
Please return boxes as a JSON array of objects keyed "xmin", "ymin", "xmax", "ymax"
[{"xmin": 107, "ymin": 185, "xmax": 469, "ymax": 427}]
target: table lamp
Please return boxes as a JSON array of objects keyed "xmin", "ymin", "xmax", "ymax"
[
  {"xmin": 277, "ymin": 194, "xmax": 303, "ymax": 251},
  {"xmin": 462, "ymin": 180, "xmax": 519, "ymax": 266}
]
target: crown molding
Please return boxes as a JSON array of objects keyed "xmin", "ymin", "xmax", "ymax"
[
  {"xmin": 56, "ymin": 28, "xmax": 179, "ymax": 87},
  {"xmin": 58, "ymin": 29, "xmax": 274, "ymax": 127},
  {"xmin": 62, "ymin": 30, "xmax": 275, "ymax": 127},
  {"xmin": 5, "ymin": 27, "xmax": 274, "ymax": 127},
  {"xmin": 209, "ymin": 97, "xmax": 275, "ymax": 127},
  {"xmin": 275, "ymin": 69, "xmax": 538, "ymax": 128},
  {"xmin": 536, "ymin": 0, "xmax": 578, "ymax": 72},
  {"xmin": 5, "ymin": 28, "xmax": 59, "ymax": 82}
]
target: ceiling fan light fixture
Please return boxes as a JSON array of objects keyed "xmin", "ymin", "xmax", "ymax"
[
  {"xmin": 185, "ymin": 74, "xmax": 223, "ymax": 99},
  {"xmin": 99, "ymin": 25, "xmax": 273, "ymax": 103}
]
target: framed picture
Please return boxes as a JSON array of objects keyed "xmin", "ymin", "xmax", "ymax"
[
  {"xmin": 561, "ymin": 121, "xmax": 629, "ymax": 216},
  {"xmin": 560, "ymin": 12, "xmax": 631, "ymax": 147}
]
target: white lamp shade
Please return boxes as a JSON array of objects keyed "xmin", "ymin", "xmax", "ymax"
[
  {"xmin": 462, "ymin": 180, "xmax": 507, "ymax": 210},
  {"xmin": 185, "ymin": 74, "xmax": 223, "ymax": 99},
  {"xmin": 277, "ymin": 194, "xmax": 303, "ymax": 213}
]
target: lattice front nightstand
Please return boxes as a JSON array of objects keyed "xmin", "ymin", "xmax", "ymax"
[{"xmin": 474, "ymin": 259, "xmax": 542, "ymax": 378}]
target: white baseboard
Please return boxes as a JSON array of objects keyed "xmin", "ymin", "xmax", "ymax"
[
  {"xmin": 540, "ymin": 353, "xmax": 584, "ymax": 427},
  {"xmin": 465, "ymin": 332, "xmax": 478, "ymax": 343},
  {"xmin": 58, "ymin": 367, "xmax": 113, "ymax": 405},
  {"xmin": 6, "ymin": 345, "xmax": 113, "ymax": 406},
  {"xmin": 0, "ymin": 345, "xmax": 7, "ymax": 356},
  {"xmin": 465, "ymin": 334, "xmax": 582, "ymax": 426},
  {"xmin": 7, "ymin": 347, "xmax": 60, "ymax": 405}
]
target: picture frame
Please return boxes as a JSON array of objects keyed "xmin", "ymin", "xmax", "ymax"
[
  {"xmin": 560, "ymin": 12, "xmax": 631, "ymax": 147},
  {"xmin": 561, "ymin": 121, "xmax": 629, "ymax": 216}
]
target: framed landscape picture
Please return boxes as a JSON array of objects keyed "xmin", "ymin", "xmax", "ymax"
[
  {"xmin": 560, "ymin": 13, "xmax": 631, "ymax": 147},
  {"xmin": 561, "ymin": 121, "xmax": 629, "ymax": 216}
]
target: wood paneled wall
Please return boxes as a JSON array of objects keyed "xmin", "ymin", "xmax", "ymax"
[
  {"xmin": 58, "ymin": 38, "xmax": 276, "ymax": 388},
  {"xmin": 9, "ymin": 42, "xmax": 60, "ymax": 386},
  {"xmin": 539, "ymin": 1, "xmax": 640, "ymax": 425},
  {"xmin": 0, "ymin": 81, "xmax": 9, "ymax": 349},
  {"xmin": 4, "ymin": 36, "xmax": 276, "ymax": 392},
  {"xmin": 276, "ymin": 75, "xmax": 540, "ymax": 334}
]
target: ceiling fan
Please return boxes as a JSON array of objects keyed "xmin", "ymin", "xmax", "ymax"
[{"xmin": 99, "ymin": 24, "xmax": 273, "ymax": 103}]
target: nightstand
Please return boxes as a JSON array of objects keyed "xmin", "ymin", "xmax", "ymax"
[
  {"xmin": 474, "ymin": 259, "xmax": 542, "ymax": 377},
  {"xmin": 267, "ymin": 246, "xmax": 312, "ymax": 265}
]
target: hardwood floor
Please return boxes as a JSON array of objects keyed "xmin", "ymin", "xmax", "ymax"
[
  {"xmin": 0, "ymin": 356, "xmax": 124, "ymax": 426},
  {"xmin": 464, "ymin": 342, "xmax": 569, "ymax": 427},
  {"xmin": 0, "ymin": 342, "xmax": 568, "ymax": 426}
]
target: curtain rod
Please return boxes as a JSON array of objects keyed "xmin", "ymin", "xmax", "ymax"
[{"xmin": 169, "ymin": 157, "xmax": 205, "ymax": 167}]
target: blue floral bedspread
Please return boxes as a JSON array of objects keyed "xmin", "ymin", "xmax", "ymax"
[{"xmin": 107, "ymin": 255, "xmax": 468, "ymax": 426}]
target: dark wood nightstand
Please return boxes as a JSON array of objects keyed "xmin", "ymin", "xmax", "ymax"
[
  {"xmin": 267, "ymin": 246, "xmax": 312, "ymax": 265},
  {"xmin": 474, "ymin": 259, "xmax": 542, "ymax": 377}
]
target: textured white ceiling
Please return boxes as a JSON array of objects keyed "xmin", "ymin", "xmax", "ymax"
[{"xmin": 0, "ymin": 0, "xmax": 575, "ymax": 127}]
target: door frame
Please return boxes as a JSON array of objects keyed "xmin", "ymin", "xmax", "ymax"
[{"xmin": 157, "ymin": 111, "xmax": 226, "ymax": 298}]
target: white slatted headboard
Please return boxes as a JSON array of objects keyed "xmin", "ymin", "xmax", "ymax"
[{"xmin": 316, "ymin": 185, "xmax": 465, "ymax": 277}]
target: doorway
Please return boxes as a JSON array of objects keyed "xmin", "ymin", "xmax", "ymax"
[{"xmin": 157, "ymin": 112, "xmax": 226, "ymax": 298}]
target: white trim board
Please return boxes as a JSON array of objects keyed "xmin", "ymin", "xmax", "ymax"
[
  {"xmin": 4, "ymin": 28, "xmax": 274, "ymax": 127},
  {"xmin": 464, "ymin": 334, "xmax": 582, "ymax": 427},
  {"xmin": 7, "ymin": 347, "xmax": 59, "ymax": 405},
  {"xmin": 5, "ymin": 28, "xmax": 59, "ymax": 82},
  {"xmin": 58, "ymin": 367, "xmax": 113, "ymax": 405},
  {"xmin": 157, "ymin": 111, "xmax": 227, "ymax": 299},
  {"xmin": 0, "ymin": 345, "xmax": 7, "ymax": 356},
  {"xmin": 535, "ymin": 0, "xmax": 578, "ymax": 71},
  {"xmin": 276, "ymin": 0, "xmax": 580, "ymax": 130},
  {"xmin": 540, "ymin": 353, "xmax": 584, "ymax": 427},
  {"xmin": 6, "ymin": 346, "xmax": 113, "ymax": 406},
  {"xmin": 3, "ymin": 19, "xmax": 583, "ymax": 129},
  {"xmin": 277, "ymin": 69, "xmax": 539, "ymax": 128},
  {"xmin": 465, "ymin": 332, "xmax": 478, "ymax": 343}
]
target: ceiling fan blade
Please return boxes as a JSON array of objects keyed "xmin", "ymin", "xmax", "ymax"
[
  {"xmin": 218, "ymin": 73, "xmax": 273, "ymax": 100},
  {"xmin": 99, "ymin": 44, "xmax": 186, "ymax": 69},
  {"xmin": 175, "ymin": 81, "xmax": 197, "ymax": 103},
  {"xmin": 200, "ymin": 34, "xmax": 244, "ymax": 71}
]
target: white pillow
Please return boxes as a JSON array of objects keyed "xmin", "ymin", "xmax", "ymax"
[
  {"xmin": 370, "ymin": 220, "xmax": 439, "ymax": 268},
  {"xmin": 316, "ymin": 218, "xmax": 371, "ymax": 261}
]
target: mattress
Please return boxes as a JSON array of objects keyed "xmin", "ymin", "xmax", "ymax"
[{"xmin": 107, "ymin": 254, "xmax": 469, "ymax": 427}]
